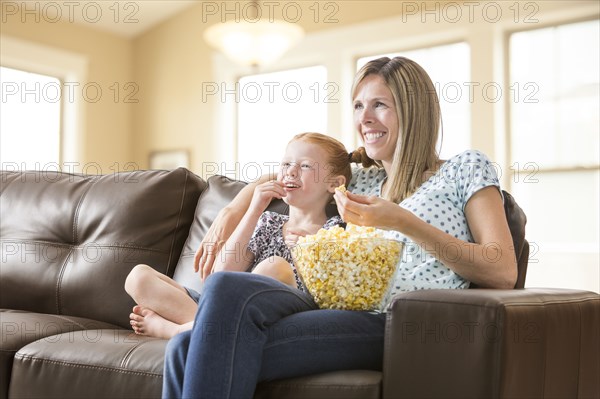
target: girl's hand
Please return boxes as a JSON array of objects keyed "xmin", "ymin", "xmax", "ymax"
[
  {"xmin": 248, "ymin": 180, "xmax": 286, "ymax": 215},
  {"xmin": 333, "ymin": 189, "xmax": 406, "ymax": 230}
]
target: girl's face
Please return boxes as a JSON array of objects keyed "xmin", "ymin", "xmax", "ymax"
[
  {"xmin": 353, "ymin": 74, "xmax": 399, "ymax": 170},
  {"xmin": 277, "ymin": 140, "xmax": 342, "ymax": 208}
]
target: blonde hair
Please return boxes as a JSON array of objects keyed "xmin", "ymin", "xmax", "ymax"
[
  {"xmin": 290, "ymin": 132, "xmax": 352, "ymax": 187},
  {"xmin": 351, "ymin": 56, "xmax": 441, "ymax": 204}
]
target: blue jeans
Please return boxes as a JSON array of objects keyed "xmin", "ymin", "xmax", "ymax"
[{"xmin": 162, "ymin": 272, "xmax": 386, "ymax": 399}]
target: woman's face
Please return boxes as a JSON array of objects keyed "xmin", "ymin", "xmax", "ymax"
[{"xmin": 353, "ymin": 74, "xmax": 399, "ymax": 170}]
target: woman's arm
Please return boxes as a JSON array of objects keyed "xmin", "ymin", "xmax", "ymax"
[
  {"xmin": 212, "ymin": 210, "xmax": 261, "ymax": 274},
  {"xmin": 211, "ymin": 180, "xmax": 286, "ymax": 274},
  {"xmin": 195, "ymin": 173, "xmax": 277, "ymax": 280},
  {"xmin": 334, "ymin": 187, "xmax": 518, "ymax": 289}
]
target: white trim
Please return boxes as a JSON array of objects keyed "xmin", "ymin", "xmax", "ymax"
[
  {"xmin": 500, "ymin": 3, "xmax": 599, "ymax": 188},
  {"xmin": 0, "ymin": 35, "xmax": 88, "ymax": 167}
]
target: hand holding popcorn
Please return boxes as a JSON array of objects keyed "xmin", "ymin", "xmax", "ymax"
[{"xmin": 334, "ymin": 189, "xmax": 411, "ymax": 231}]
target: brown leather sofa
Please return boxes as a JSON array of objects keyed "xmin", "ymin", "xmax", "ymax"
[{"xmin": 1, "ymin": 168, "xmax": 598, "ymax": 399}]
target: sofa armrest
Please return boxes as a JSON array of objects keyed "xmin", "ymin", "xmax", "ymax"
[{"xmin": 382, "ymin": 288, "xmax": 600, "ymax": 399}]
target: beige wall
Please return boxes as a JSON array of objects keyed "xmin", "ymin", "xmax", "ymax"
[
  {"xmin": 132, "ymin": 5, "xmax": 216, "ymax": 172},
  {"xmin": 1, "ymin": 4, "xmax": 133, "ymax": 172}
]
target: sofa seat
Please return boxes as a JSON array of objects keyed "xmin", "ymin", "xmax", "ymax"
[
  {"xmin": 9, "ymin": 329, "xmax": 165, "ymax": 398},
  {"xmin": 255, "ymin": 370, "xmax": 382, "ymax": 399},
  {"xmin": 11, "ymin": 333, "xmax": 383, "ymax": 399},
  {"xmin": 0, "ymin": 309, "xmax": 120, "ymax": 397}
]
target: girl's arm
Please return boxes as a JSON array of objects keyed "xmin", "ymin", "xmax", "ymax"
[
  {"xmin": 195, "ymin": 173, "xmax": 278, "ymax": 280},
  {"xmin": 212, "ymin": 181, "xmax": 287, "ymax": 274},
  {"xmin": 334, "ymin": 187, "xmax": 518, "ymax": 289}
]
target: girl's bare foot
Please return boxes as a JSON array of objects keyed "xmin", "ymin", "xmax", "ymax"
[{"xmin": 129, "ymin": 305, "xmax": 183, "ymax": 339}]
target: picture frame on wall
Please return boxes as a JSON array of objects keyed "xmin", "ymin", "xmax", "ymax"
[{"xmin": 149, "ymin": 150, "xmax": 190, "ymax": 170}]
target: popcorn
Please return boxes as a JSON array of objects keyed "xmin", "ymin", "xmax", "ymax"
[
  {"xmin": 336, "ymin": 185, "xmax": 347, "ymax": 195},
  {"xmin": 292, "ymin": 224, "xmax": 403, "ymax": 311}
]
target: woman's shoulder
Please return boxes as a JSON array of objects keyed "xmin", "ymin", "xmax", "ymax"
[
  {"xmin": 349, "ymin": 165, "xmax": 386, "ymax": 192},
  {"xmin": 352, "ymin": 164, "xmax": 386, "ymax": 177},
  {"xmin": 445, "ymin": 149, "xmax": 494, "ymax": 166},
  {"xmin": 439, "ymin": 149, "xmax": 497, "ymax": 178},
  {"xmin": 440, "ymin": 149, "xmax": 501, "ymax": 200}
]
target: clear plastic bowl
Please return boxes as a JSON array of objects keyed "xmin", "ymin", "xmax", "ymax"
[{"xmin": 292, "ymin": 237, "xmax": 404, "ymax": 311}]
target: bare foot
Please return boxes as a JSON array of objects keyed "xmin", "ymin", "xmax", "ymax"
[{"xmin": 129, "ymin": 305, "xmax": 183, "ymax": 339}]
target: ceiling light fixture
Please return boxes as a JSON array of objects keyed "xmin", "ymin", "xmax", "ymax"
[{"xmin": 203, "ymin": 1, "xmax": 305, "ymax": 67}]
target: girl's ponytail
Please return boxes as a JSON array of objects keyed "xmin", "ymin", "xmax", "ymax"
[{"xmin": 349, "ymin": 147, "xmax": 377, "ymax": 168}]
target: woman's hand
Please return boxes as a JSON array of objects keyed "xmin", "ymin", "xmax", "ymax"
[
  {"xmin": 193, "ymin": 174, "xmax": 277, "ymax": 280},
  {"xmin": 194, "ymin": 208, "xmax": 240, "ymax": 280},
  {"xmin": 333, "ymin": 189, "xmax": 406, "ymax": 230}
]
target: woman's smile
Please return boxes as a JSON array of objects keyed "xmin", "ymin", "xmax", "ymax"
[{"xmin": 363, "ymin": 130, "xmax": 387, "ymax": 144}]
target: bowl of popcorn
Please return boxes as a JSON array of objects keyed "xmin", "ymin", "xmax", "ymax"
[{"xmin": 292, "ymin": 224, "xmax": 404, "ymax": 311}]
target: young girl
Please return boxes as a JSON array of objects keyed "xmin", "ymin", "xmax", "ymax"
[{"xmin": 125, "ymin": 132, "xmax": 359, "ymax": 339}]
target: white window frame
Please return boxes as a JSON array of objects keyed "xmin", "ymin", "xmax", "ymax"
[
  {"xmin": 235, "ymin": 65, "xmax": 330, "ymax": 179},
  {"xmin": 503, "ymin": 16, "xmax": 600, "ymax": 181},
  {"xmin": 502, "ymin": 15, "xmax": 599, "ymax": 292},
  {"xmin": 0, "ymin": 35, "xmax": 87, "ymax": 167}
]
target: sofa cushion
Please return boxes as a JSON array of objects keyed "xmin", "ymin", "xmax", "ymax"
[
  {"xmin": 0, "ymin": 309, "xmax": 120, "ymax": 399},
  {"xmin": 9, "ymin": 328, "xmax": 382, "ymax": 399},
  {"xmin": 9, "ymin": 329, "xmax": 165, "ymax": 398},
  {"xmin": 255, "ymin": 370, "xmax": 381, "ymax": 399},
  {"xmin": 0, "ymin": 169, "xmax": 206, "ymax": 329}
]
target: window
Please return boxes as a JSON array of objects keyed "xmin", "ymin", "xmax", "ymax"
[
  {"xmin": 237, "ymin": 65, "xmax": 328, "ymax": 178},
  {"xmin": 1, "ymin": 66, "xmax": 61, "ymax": 170},
  {"xmin": 357, "ymin": 42, "xmax": 471, "ymax": 160},
  {"xmin": 508, "ymin": 19, "xmax": 599, "ymax": 291},
  {"xmin": 510, "ymin": 20, "xmax": 598, "ymax": 168}
]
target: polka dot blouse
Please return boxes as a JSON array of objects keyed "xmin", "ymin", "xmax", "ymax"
[{"xmin": 348, "ymin": 150, "xmax": 502, "ymax": 311}]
